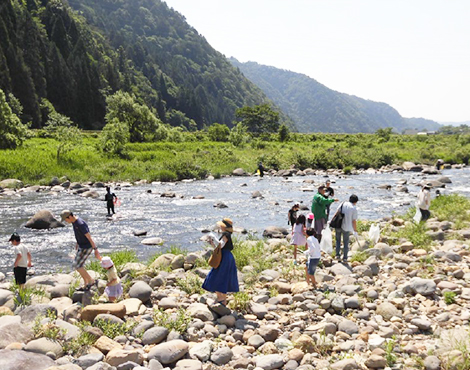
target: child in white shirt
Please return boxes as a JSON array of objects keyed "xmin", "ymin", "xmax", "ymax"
[{"xmin": 305, "ymin": 228, "xmax": 321, "ymax": 288}]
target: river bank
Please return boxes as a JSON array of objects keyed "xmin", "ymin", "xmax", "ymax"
[
  {"xmin": 0, "ymin": 194, "xmax": 470, "ymax": 370},
  {"xmin": 0, "ymin": 133, "xmax": 469, "ymax": 185}
]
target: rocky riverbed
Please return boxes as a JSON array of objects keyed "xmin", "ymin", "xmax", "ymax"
[
  {"xmin": 0, "ymin": 208, "xmax": 470, "ymax": 370},
  {"xmin": 0, "ymin": 162, "xmax": 468, "ymax": 274}
]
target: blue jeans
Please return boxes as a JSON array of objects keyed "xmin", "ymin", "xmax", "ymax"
[{"xmin": 335, "ymin": 229, "xmax": 350, "ymax": 261}]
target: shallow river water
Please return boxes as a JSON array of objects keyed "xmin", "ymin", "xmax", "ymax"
[{"xmin": 1, "ymin": 168, "xmax": 469, "ymax": 275}]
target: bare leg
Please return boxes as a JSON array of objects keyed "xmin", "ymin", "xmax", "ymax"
[
  {"xmin": 108, "ymin": 296, "xmax": 116, "ymax": 302},
  {"xmin": 294, "ymin": 245, "xmax": 297, "ymax": 261},
  {"xmin": 216, "ymin": 291, "xmax": 227, "ymax": 305},
  {"xmin": 76, "ymin": 267, "xmax": 94, "ymax": 286}
]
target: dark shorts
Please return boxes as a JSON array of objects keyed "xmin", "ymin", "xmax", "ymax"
[
  {"xmin": 306, "ymin": 258, "xmax": 320, "ymax": 276},
  {"xmin": 73, "ymin": 247, "xmax": 93, "ymax": 269},
  {"xmin": 14, "ymin": 266, "xmax": 27, "ymax": 285}
]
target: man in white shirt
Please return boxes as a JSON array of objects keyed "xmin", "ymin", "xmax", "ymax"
[
  {"xmin": 417, "ymin": 183, "xmax": 432, "ymax": 221},
  {"xmin": 9, "ymin": 233, "xmax": 32, "ymax": 289},
  {"xmin": 335, "ymin": 195, "xmax": 359, "ymax": 262}
]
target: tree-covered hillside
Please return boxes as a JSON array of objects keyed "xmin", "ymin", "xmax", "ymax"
[
  {"xmin": 231, "ymin": 59, "xmax": 440, "ymax": 133},
  {"xmin": 0, "ymin": 0, "xmax": 290, "ymax": 130}
]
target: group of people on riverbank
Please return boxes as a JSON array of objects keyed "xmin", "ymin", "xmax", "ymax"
[{"xmin": 6, "ymin": 176, "xmax": 437, "ymax": 308}]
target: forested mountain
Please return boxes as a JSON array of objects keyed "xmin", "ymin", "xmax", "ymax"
[
  {"xmin": 231, "ymin": 59, "xmax": 440, "ymax": 133},
  {"xmin": 404, "ymin": 117, "xmax": 441, "ymax": 132},
  {"xmin": 0, "ymin": 0, "xmax": 289, "ymax": 130}
]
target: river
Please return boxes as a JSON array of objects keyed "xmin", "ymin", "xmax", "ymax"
[{"xmin": 1, "ymin": 168, "xmax": 468, "ymax": 275}]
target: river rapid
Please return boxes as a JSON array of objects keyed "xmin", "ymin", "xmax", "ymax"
[{"xmin": 1, "ymin": 168, "xmax": 469, "ymax": 275}]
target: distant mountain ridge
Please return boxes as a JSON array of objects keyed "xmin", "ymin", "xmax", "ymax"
[{"xmin": 230, "ymin": 59, "xmax": 441, "ymax": 133}]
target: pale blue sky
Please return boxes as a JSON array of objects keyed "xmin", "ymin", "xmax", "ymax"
[{"xmin": 164, "ymin": 0, "xmax": 470, "ymax": 122}]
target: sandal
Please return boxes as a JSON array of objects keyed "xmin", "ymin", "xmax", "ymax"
[
  {"xmin": 216, "ymin": 300, "xmax": 227, "ymax": 307},
  {"xmin": 84, "ymin": 281, "xmax": 97, "ymax": 291}
]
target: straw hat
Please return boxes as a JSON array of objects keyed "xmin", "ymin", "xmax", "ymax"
[{"xmin": 216, "ymin": 218, "xmax": 233, "ymax": 232}]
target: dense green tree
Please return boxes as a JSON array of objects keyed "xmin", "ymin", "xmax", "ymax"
[
  {"xmin": 44, "ymin": 110, "xmax": 82, "ymax": 160},
  {"xmin": 207, "ymin": 123, "xmax": 229, "ymax": 142},
  {"xmin": 228, "ymin": 122, "xmax": 248, "ymax": 147},
  {"xmin": 100, "ymin": 118, "xmax": 129, "ymax": 155},
  {"xmin": 235, "ymin": 104, "xmax": 280, "ymax": 134},
  {"xmin": 105, "ymin": 90, "xmax": 163, "ymax": 143},
  {"xmin": 278, "ymin": 124, "xmax": 290, "ymax": 142},
  {"xmin": 0, "ymin": 89, "xmax": 27, "ymax": 149}
]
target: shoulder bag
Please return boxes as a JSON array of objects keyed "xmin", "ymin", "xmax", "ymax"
[
  {"xmin": 330, "ymin": 202, "xmax": 344, "ymax": 229},
  {"xmin": 208, "ymin": 240, "xmax": 223, "ymax": 268}
]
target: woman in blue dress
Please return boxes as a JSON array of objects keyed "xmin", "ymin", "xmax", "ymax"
[{"xmin": 202, "ymin": 218, "xmax": 239, "ymax": 306}]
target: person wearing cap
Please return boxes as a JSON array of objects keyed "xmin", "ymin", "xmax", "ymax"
[
  {"xmin": 202, "ymin": 218, "xmax": 239, "ymax": 306},
  {"xmin": 311, "ymin": 186, "xmax": 338, "ymax": 236},
  {"xmin": 417, "ymin": 183, "xmax": 432, "ymax": 221},
  {"xmin": 9, "ymin": 233, "xmax": 32, "ymax": 289},
  {"xmin": 61, "ymin": 210, "xmax": 101, "ymax": 291},
  {"xmin": 101, "ymin": 257, "xmax": 122, "ymax": 302},
  {"xmin": 324, "ymin": 180, "xmax": 335, "ymax": 220},
  {"xmin": 335, "ymin": 194, "xmax": 359, "ymax": 263}
]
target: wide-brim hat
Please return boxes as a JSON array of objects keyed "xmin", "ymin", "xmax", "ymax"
[
  {"xmin": 216, "ymin": 218, "xmax": 233, "ymax": 232},
  {"xmin": 100, "ymin": 256, "xmax": 114, "ymax": 269}
]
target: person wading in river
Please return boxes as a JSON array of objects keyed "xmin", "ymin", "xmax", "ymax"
[
  {"xmin": 61, "ymin": 210, "xmax": 101, "ymax": 291},
  {"xmin": 105, "ymin": 186, "xmax": 117, "ymax": 216}
]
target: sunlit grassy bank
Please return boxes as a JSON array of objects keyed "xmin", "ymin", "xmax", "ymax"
[{"xmin": 0, "ymin": 132, "xmax": 468, "ymax": 184}]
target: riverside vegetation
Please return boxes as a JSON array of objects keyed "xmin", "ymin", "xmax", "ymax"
[
  {"xmin": 0, "ymin": 194, "xmax": 470, "ymax": 370},
  {"xmin": 1, "ymin": 131, "xmax": 470, "ymax": 185}
]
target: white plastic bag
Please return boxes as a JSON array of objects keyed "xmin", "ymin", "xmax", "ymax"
[
  {"xmin": 413, "ymin": 206, "xmax": 422, "ymax": 224},
  {"xmin": 320, "ymin": 227, "xmax": 333, "ymax": 255},
  {"xmin": 368, "ymin": 223, "xmax": 380, "ymax": 244}
]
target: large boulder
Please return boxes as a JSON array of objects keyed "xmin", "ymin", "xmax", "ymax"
[
  {"xmin": 19, "ymin": 304, "xmax": 58, "ymax": 324},
  {"xmin": 0, "ymin": 179, "xmax": 23, "ymax": 189},
  {"xmin": 187, "ymin": 303, "xmax": 215, "ymax": 321},
  {"xmin": 147, "ymin": 340, "xmax": 189, "ymax": 364},
  {"xmin": 0, "ymin": 349, "xmax": 55, "ymax": 370},
  {"xmin": 128, "ymin": 281, "xmax": 152, "ymax": 303},
  {"xmin": 150, "ymin": 254, "xmax": 175, "ymax": 269},
  {"xmin": 80, "ymin": 303, "xmax": 126, "ymax": 322},
  {"xmin": 232, "ymin": 168, "xmax": 247, "ymax": 176},
  {"xmin": 141, "ymin": 237, "xmax": 164, "ymax": 246},
  {"xmin": 25, "ymin": 210, "xmax": 64, "ymax": 229},
  {"xmin": 0, "ymin": 316, "xmax": 33, "ymax": 349},
  {"xmin": 25, "ymin": 337, "xmax": 64, "ymax": 357},
  {"xmin": 105, "ymin": 348, "xmax": 144, "ymax": 367},
  {"xmin": 263, "ymin": 226, "xmax": 289, "ymax": 238},
  {"xmin": 0, "ymin": 289, "xmax": 14, "ymax": 309},
  {"xmin": 410, "ymin": 278, "xmax": 436, "ymax": 296}
]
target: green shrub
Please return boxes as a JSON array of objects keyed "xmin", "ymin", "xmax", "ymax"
[
  {"xmin": 176, "ymin": 274, "xmax": 203, "ymax": 295},
  {"xmin": 152, "ymin": 308, "xmax": 191, "ymax": 334},
  {"xmin": 93, "ymin": 318, "xmax": 137, "ymax": 339},
  {"xmin": 350, "ymin": 251, "xmax": 367, "ymax": 263},
  {"xmin": 443, "ymin": 291, "xmax": 456, "ymax": 305},
  {"xmin": 10, "ymin": 283, "xmax": 46, "ymax": 307},
  {"xmin": 229, "ymin": 291, "xmax": 250, "ymax": 312}
]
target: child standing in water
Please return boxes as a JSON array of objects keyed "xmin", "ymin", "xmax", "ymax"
[
  {"xmin": 291, "ymin": 214, "xmax": 307, "ymax": 264},
  {"xmin": 101, "ymin": 257, "xmax": 122, "ymax": 302},
  {"xmin": 305, "ymin": 228, "xmax": 321, "ymax": 288}
]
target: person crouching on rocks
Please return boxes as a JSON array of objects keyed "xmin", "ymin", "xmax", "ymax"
[
  {"xmin": 202, "ymin": 218, "xmax": 239, "ymax": 306},
  {"xmin": 291, "ymin": 214, "xmax": 307, "ymax": 265},
  {"xmin": 305, "ymin": 228, "xmax": 321, "ymax": 288},
  {"xmin": 101, "ymin": 257, "xmax": 123, "ymax": 302}
]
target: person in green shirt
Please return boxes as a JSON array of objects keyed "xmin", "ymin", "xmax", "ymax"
[{"xmin": 311, "ymin": 185, "xmax": 338, "ymax": 237}]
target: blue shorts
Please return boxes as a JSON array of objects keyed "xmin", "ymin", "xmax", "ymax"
[{"xmin": 306, "ymin": 258, "xmax": 320, "ymax": 276}]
